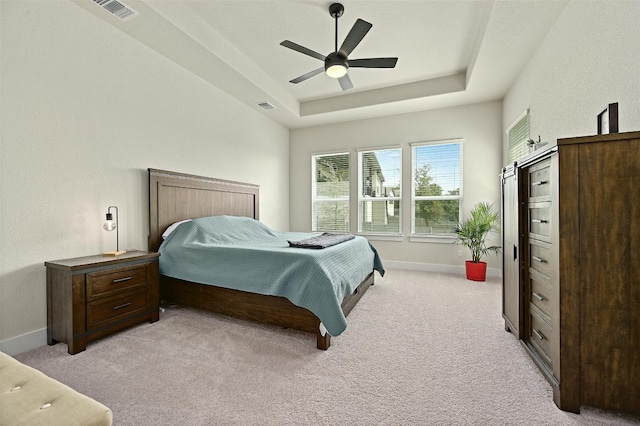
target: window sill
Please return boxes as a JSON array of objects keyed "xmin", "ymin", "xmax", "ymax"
[
  {"xmin": 357, "ymin": 233, "xmax": 404, "ymax": 242},
  {"xmin": 356, "ymin": 234, "xmax": 458, "ymax": 243},
  {"xmin": 410, "ymin": 235, "xmax": 457, "ymax": 244}
]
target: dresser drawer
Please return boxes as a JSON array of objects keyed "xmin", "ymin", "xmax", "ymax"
[
  {"xmin": 529, "ymin": 240, "xmax": 553, "ymax": 278},
  {"xmin": 87, "ymin": 287, "xmax": 150, "ymax": 330},
  {"xmin": 530, "ymin": 272, "xmax": 555, "ymax": 322},
  {"xmin": 529, "ymin": 204, "xmax": 552, "ymax": 240},
  {"xmin": 528, "ymin": 159, "xmax": 551, "ymax": 199},
  {"xmin": 530, "ymin": 309, "xmax": 553, "ymax": 367},
  {"xmin": 87, "ymin": 264, "xmax": 148, "ymax": 300}
]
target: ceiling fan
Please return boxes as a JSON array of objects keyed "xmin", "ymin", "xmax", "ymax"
[{"xmin": 280, "ymin": 3, "xmax": 398, "ymax": 91}]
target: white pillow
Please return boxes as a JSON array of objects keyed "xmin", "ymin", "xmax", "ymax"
[{"xmin": 162, "ymin": 219, "xmax": 192, "ymax": 239}]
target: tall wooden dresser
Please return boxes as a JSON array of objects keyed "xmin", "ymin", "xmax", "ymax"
[{"xmin": 501, "ymin": 131, "xmax": 640, "ymax": 415}]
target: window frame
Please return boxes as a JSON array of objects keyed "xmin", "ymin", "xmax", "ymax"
[
  {"xmin": 410, "ymin": 139, "xmax": 463, "ymax": 240},
  {"xmin": 311, "ymin": 151, "xmax": 350, "ymax": 232},
  {"xmin": 357, "ymin": 146, "xmax": 402, "ymax": 236}
]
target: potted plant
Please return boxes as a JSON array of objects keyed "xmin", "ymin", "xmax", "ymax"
[
  {"xmin": 454, "ymin": 202, "xmax": 501, "ymax": 281},
  {"xmin": 526, "ymin": 135, "xmax": 546, "ymax": 153}
]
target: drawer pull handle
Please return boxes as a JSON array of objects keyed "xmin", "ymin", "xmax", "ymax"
[
  {"xmin": 532, "ymin": 256, "xmax": 546, "ymax": 263},
  {"xmin": 533, "ymin": 329, "xmax": 546, "ymax": 340},
  {"xmin": 113, "ymin": 277, "xmax": 133, "ymax": 283},
  {"xmin": 531, "ymin": 219, "xmax": 548, "ymax": 224},
  {"xmin": 532, "ymin": 180, "xmax": 547, "ymax": 186},
  {"xmin": 532, "ymin": 292, "xmax": 546, "ymax": 302},
  {"xmin": 113, "ymin": 302, "xmax": 132, "ymax": 310}
]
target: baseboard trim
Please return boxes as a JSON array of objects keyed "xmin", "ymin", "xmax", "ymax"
[
  {"xmin": 383, "ymin": 260, "xmax": 501, "ymax": 278},
  {"xmin": 0, "ymin": 328, "xmax": 47, "ymax": 356}
]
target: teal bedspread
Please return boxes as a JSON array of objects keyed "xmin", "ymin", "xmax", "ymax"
[{"xmin": 158, "ymin": 216, "xmax": 385, "ymax": 336}]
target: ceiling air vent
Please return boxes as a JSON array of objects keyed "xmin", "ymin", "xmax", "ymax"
[
  {"xmin": 92, "ymin": 0, "xmax": 138, "ymax": 21},
  {"xmin": 257, "ymin": 102, "xmax": 275, "ymax": 111}
]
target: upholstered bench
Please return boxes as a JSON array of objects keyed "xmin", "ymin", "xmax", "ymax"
[{"xmin": 0, "ymin": 351, "xmax": 112, "ymax": 425}]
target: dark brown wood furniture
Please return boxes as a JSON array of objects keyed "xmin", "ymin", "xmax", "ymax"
[
  {"xmin": 46, "ymin": 251, "xmax": 160, "ymax": 355},
  {"xmin": 148, "ymin": 168, "xmax": 375, "ymax": 350},
  {"xmin": 500, "ymin": 162, "xmax": 521, "ymax": 336},
  {"xmin": 501, "ymin": 131, "xmax": 640, "ymax": 415}
]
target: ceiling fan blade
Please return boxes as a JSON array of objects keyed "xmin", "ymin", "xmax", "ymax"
[
  {"xmin": 338, "ymin": 74, "xmax": 353, "ymax": 91},
  {"xmin": 349, "ymin": 57, "xmax": 398, "ymax": 68},
  {"xmin": 339, "ymin": 18, "xmax": 372, "ymax": 57},
  {"xmin": 280, "ymin": 40, "xmax": 326, "ymax": 61},
  {"xmin": 289, "ymin": 67, "xmax": 325, "ymax": 84}
]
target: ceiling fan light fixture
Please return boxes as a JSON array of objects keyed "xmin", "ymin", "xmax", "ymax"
[
  {"xmin": 325, "ymin": 52, "xmax": 348, "ymax": 79},
  {"xmin": 326, "ymin": 64, "xmax": 347, "ymax": 79}
]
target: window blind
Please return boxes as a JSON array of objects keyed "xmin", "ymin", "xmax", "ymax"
[
  {"xmin": 311, "ymin": 152, "xmax": 350, "ymax": 232},
  {"xmin": 411, "ymin": 140, "xmax": 463, "ymax": 235},
  {"xmin": 508, "ymin": 111, "xmax": 530, "ymax": 162}
]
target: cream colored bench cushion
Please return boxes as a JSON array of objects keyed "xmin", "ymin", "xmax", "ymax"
[{"xmin": 0, "ymin": 351, "xmax": 112, "ymax": 426}]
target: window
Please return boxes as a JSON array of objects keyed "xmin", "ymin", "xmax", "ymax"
[
  {"xmin": 358, "ymin": 148, "xmax": 402, "ymax": 235},
  {"xmin": 507, "ymin": 110, "xmax": 530, "ymax": 162},
  {"xmin": 311, "ymin": 152, "xmax": 350, "ymax": 232},
  {"xmin": 411, "ymin": 140, "xmax": 463, "ymax": 236}
]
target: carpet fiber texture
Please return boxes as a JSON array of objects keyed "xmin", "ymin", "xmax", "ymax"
[{"xmin": 15, "ymin": 269, "xmax": 640, "ymax": 425}]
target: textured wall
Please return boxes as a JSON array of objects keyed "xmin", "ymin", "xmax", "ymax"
[
  {"xmin": 503, "ymin": 0, "xmax": 640, "ymax": 159},
  {"xmin": 0, "ymin": 1, "xmax": 289, "ymax": 345}
]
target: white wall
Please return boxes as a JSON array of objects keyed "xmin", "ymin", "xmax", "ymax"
[
  {"xmin": 503, "ymin": 0, "xmax": 640, "ymax": 158},
  {"xmin": 0, "ymin": 1, "xmax": 289, "ymax": 352},
  {"xmin": 290, "ymin": 101, "xmax": 503, "ymax": 271}
]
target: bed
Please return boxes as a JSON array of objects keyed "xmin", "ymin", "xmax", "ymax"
[{"xmin": 148, "ymin": 168, "xmax": 383, "ymax": 349}]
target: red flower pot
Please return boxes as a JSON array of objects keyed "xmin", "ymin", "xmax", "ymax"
[{"xmin": 465, "ymin": 261, "xmax": 487, "ymax": 281}]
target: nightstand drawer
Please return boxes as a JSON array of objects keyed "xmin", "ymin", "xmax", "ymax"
[
  {"xmin": 87, "ymin": 264, "xmax": 148, "ymax": 300},
  {"xmin": 87, "ymin": 287, "xmax": 150, "ymax": 330}
]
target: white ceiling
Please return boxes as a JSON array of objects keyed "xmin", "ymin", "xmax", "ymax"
[{"xmin": 74, "ymin": 0, "xmax": 569, "ymax": 129}]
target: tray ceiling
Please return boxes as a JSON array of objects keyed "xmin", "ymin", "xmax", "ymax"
[{"xmin": 73, "ymin": 0, "xmax": 569, "ymax": 129}]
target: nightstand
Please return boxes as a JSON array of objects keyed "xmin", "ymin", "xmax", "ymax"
[{"xmin": 45, "ymin": 251, "xmax": 160, "ymax": 355}]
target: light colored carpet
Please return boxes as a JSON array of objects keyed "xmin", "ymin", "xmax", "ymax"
[{"xmin": 15, "ymin": 269, "xmax": 640, "ymax": 425}]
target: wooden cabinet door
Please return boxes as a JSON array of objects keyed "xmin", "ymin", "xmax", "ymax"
[{"xmin": 501, "ymin": 165, "xmax": 521, "ymax": 336}]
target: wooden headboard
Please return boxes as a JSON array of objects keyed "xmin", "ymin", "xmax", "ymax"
[{"xmin": 148, "ymin": 168, "xmax": 259, "ymax": 252}]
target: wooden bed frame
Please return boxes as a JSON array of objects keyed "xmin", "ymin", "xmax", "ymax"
[{"xmin": 148, "ymin": 168, "xmax": 374, "ymax": 349}]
